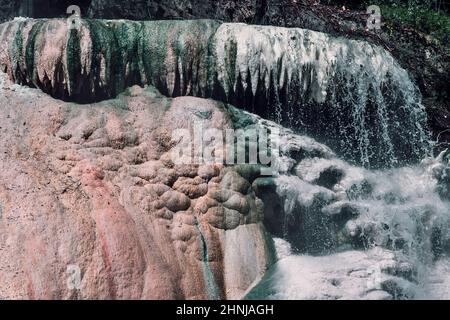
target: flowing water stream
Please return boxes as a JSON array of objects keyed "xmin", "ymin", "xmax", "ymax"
[
  {"xmin": 214, "ymin": 22, "xmax": 449, "ymax": 300},
  {"xmin": 235, "ymin": 109, "xmax": 450, "ymax": 300}
]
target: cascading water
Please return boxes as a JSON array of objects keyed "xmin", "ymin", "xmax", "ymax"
[
  {"xmin": 213, "ymin": 24, "xmax": 432, "ymax": 168},
  {"xmin": 231, "ymin": 107, "xmax": 450, "ymax": 300}
]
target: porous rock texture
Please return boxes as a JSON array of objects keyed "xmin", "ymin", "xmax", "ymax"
[{"xmin": 0, "ymin": 72, "xmax": 275, "ymax": 299}]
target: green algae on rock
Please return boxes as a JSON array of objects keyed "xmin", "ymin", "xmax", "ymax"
[{"xmin": 0, "ymin": 18, "xmax": 221, "ymax": 102}]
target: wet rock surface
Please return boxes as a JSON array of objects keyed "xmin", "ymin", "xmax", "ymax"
[{"xmin": 246, "ymin": 243, "xmax": 418, "ymax": 300}]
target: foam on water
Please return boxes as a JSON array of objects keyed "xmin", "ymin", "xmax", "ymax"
[{"xmin": 237, "ymin": 108, "xmax": 450, "ymax": 300}]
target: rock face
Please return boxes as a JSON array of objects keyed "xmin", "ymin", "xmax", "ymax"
[
  {"xmin": 2, "ymin": 70, "xmax": 448, "ymax": 299},
  {"xmin": 0, "ymin": 18, "xmax": 431, "ymax": 168},
  {"xmin": 0, "ymin": 72, "xmax": 275, "ymax": 299}
]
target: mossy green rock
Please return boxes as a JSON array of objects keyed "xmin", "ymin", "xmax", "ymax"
[{"xmin": 0, "ymin": 18, "xmax": 220, "ymax": 102}]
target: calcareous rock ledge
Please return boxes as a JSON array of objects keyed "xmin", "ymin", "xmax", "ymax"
[{"xmin": 0, "ymin": 18, "xmax": 430, "ymax": 168}]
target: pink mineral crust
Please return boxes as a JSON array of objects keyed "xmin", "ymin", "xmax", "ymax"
[{"xmin": 0, "ymin": 75, "xmax": 275, "ymax": 300}]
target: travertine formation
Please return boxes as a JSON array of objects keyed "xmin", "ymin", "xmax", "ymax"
[
  {"xmin": 0, "ymin": 73, "xmax": 275, "ymax": 299},
  {"xmin": 0, "ymin": 18, "xmax": 420, "ymax": 105},
  {"xmin": 0, "ymin": 68, "xmax": 447, "ymax": 300},
  {"xmin": 0, "ymin": 18, "xmax": 446, "ymax": 300}
]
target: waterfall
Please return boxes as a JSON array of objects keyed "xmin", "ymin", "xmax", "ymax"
[
  {"xmin": 236, "ymin": 107, "xmax": 450, "ymax": 300},
  {"xmin": 213, "ymin": 24, "xmax": 432, "ymax": 168},
  {"xmin": 0, "ymin": 19, "xmax": 432, "ymax": 168}
]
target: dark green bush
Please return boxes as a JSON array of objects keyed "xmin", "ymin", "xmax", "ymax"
[
  {"xmin": 381, "ymin": 4, "xmax": 449, "ymax": 45},
  {"xmin": 357, "ymin": 0, "xmax": 450, "ymax": 49}
]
